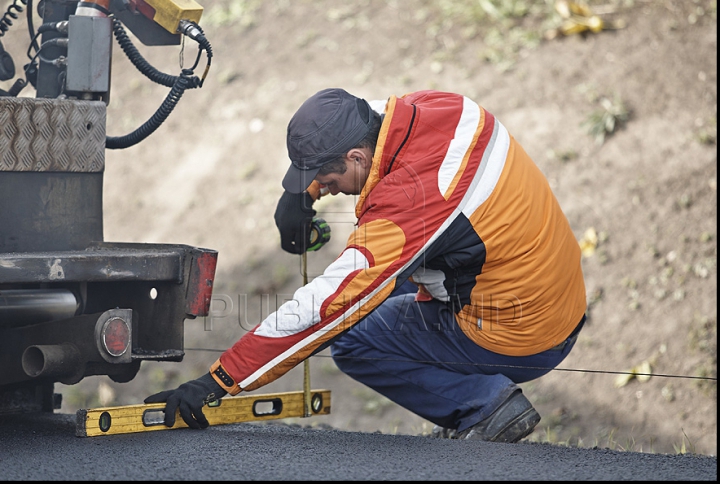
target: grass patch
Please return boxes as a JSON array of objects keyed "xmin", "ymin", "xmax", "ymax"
[{"xmin": 582, "ymin": 94, "xmax": 630, "ymax": 144}]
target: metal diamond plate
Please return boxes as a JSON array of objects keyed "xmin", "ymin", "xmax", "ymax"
[{"xmin": 0, "ymin": 98, "xmax": 106, "ymax": 172}]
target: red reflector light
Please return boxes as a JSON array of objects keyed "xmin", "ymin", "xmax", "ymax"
[
  {"xmin": 102, "ymin": 317, "xmax": 130, "ymax": 357},
  {"xmin": 186, "ymin": 250, "xmax": 218, "ymax": 317}
]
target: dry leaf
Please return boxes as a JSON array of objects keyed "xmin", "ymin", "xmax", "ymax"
[
  {"xmin": 614, "ymin": 371, "xmax": 634, "ymax": 388},
  {"xmin": 579, "ymin": 227, "xmax": 599, "ymax": 257},
  {"xmin": 635, "ymin": 360, "xmax": 652, "ymax": 382},
  {"xmin": 614, "ymin": 360, "xmax": 653, "ymax": 387}
]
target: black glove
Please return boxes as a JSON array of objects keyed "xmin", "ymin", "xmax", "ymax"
[
  {"xmin": 144, "ymin": 373, "xmax": 227, "ymax": 429},
  {"xmin": 274, "ymin": 190, "xmax": 316, "ymax": 254}
]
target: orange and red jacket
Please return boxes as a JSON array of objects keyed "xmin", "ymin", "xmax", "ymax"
[{"xmin": 211, "ymin": 90, "xmax": 586, "ymax": 395}]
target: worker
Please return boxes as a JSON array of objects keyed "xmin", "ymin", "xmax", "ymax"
[{"xmin": 145, "ymin": 88, "xmax": 587, "ymax": 442}]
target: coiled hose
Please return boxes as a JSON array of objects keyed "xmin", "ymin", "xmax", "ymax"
[
  {"xmin": 110, "ymin": 17, "xmax": 198, "ymax": 88},
  {"xmin": 105, "ymin": 17, "xmax": 206, "ymax": 149},
  {"xmin": 105, "ymin": 69, "xmax": 195, "ymax": 149},
  {"xmin": 0, "ymin": 0, "xmax": 27, "ymax": 37}
]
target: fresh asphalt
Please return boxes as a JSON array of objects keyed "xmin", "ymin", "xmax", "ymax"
[{"xmin": 0, "ymin": 413, "xmax": 716, "ymax": 480}]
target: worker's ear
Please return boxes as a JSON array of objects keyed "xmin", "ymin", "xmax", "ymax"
[{"xmin": 347, "ymin": 148, "xmax": 371, "ymax": 168}]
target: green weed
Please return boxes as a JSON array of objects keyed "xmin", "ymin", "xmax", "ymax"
[
  {"xmin": 695, "ymin": 116, "xmax": 717, "ymax": 145},
  {"xmin": 673, "ymin": 429, "xmax": 697, "ymax": 455},
  {"xmin": 583, "ymin": 94, "xmax": 630, "ymax": 144}
]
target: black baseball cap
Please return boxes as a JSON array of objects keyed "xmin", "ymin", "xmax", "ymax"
[{"xmin": 283, "ymin": 88, "xmax": 373, "ymax": 194}]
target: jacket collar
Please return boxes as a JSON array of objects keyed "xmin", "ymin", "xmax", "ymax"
[{"xmin": 355, "ymin": 95, "xmax": 409, "ymax": 217}]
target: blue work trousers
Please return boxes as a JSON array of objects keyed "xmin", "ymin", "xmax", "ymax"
[{"xmin": 331, "ymin": 291, "xmax": 579, "ymax": 433}]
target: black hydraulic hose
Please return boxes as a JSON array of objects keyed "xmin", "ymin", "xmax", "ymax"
[
  {"xmin": 111, "ymin": 16, "xmax": 201, "ymax": 88},
  {"xmin": 106, "ymin": 17, "xmax": 212, "ymax": 149},
  {"xmin": 106, "ymin": 69, "xmax": 194, "ymax": 149},
  {"xmin": 0, "ymin": 0, "xmax": 27, "ymax": 37},
  {"xmin": 26, "ymin": 0, "xmax": 38, "ymax": 53}
]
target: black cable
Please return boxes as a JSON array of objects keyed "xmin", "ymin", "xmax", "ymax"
[
  {"xmin": 189, "ymin": 43, "xmax": 202, "ymax": 71},
  {"xmin": 111, "ymin": 16, "xmax": 200, "ymax": 88},
  {"xmin": 177, "ymin": 19, "xmax": 212, "ymax": 86},
  {"xmin": 0, "ymin": 0, "xmax": 27, "ymax": 37},
  {"xmin": 106, "ymin": 69, "xmax": 195, "ymax": 149},
  {"xmin": 36, "ymin": 37, "xmax": 67, "ymax": 64},
  {"xmin": 183, "ymin": 347, "xmax": 718, "ymax": 382},
  {"xmin": 26, "ymin": 0, "xmax": 38, "ymax": 54},
  {"xmin": 27, "ymin": 21, "xmax": 68, "ymax": 60},
  {"xmin": 25, "ymin": 30, "xmax": 39, "ymax": 59},
  {"xmin": 23, "ymin": 36, "xmax": 65, "ymax": 68},
  {"xmin": 106, "ymin": 16, "xmax": 214, "ymax": 149}
]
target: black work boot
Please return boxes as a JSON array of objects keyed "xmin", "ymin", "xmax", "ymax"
[{"xmin": 457, "ymin": 390, "xmax": 540, "ymax": 443}]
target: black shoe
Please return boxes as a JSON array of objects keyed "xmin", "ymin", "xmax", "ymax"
[{"xmin": 457, "ymin": 390, "xmax": 540, "ymax": 443}]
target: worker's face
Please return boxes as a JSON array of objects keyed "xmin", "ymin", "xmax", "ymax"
[{"xmin": 315, "ymin": 149, "xmax": 371, "ymax": 196}]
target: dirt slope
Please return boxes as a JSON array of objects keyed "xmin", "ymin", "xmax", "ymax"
[{"xmin": 44, "ymin": 0, "xmax": 716, "ymax": 456}]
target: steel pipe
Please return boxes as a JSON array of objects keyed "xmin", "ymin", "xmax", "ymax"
[
  {"xmin": 0, "ymin": 289, "xmax": 78, "ymax": 327},
  {"xmin": 21, "ymin": 343, "xmax": 82, "ymax": 379}
]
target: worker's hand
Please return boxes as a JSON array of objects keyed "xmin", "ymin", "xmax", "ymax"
[
  {"xmin": 274, "ymin": 190, "xmax": 316, "ymax": 254},
  {"xmin": 143, "ymin": 373, "xmax": 227, "ymax": 429}
]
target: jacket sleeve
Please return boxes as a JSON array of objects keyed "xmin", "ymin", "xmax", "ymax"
[{"xmin": 211, "ymin": 217, "xmax": 415, "ymax": 395}]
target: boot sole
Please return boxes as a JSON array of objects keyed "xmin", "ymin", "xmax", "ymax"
[{"xmin": 492, "ymin": 407, "xmax": 541, "ymax": 443}]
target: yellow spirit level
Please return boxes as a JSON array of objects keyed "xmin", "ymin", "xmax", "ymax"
[{"xmin": 76, "ymin": 389, "xmax": 331, "ymax": 437}]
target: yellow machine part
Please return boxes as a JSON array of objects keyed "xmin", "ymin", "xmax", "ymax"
[{"xmin": 143, "ymin": 0, "xmax": 204, "ymax": 34}]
